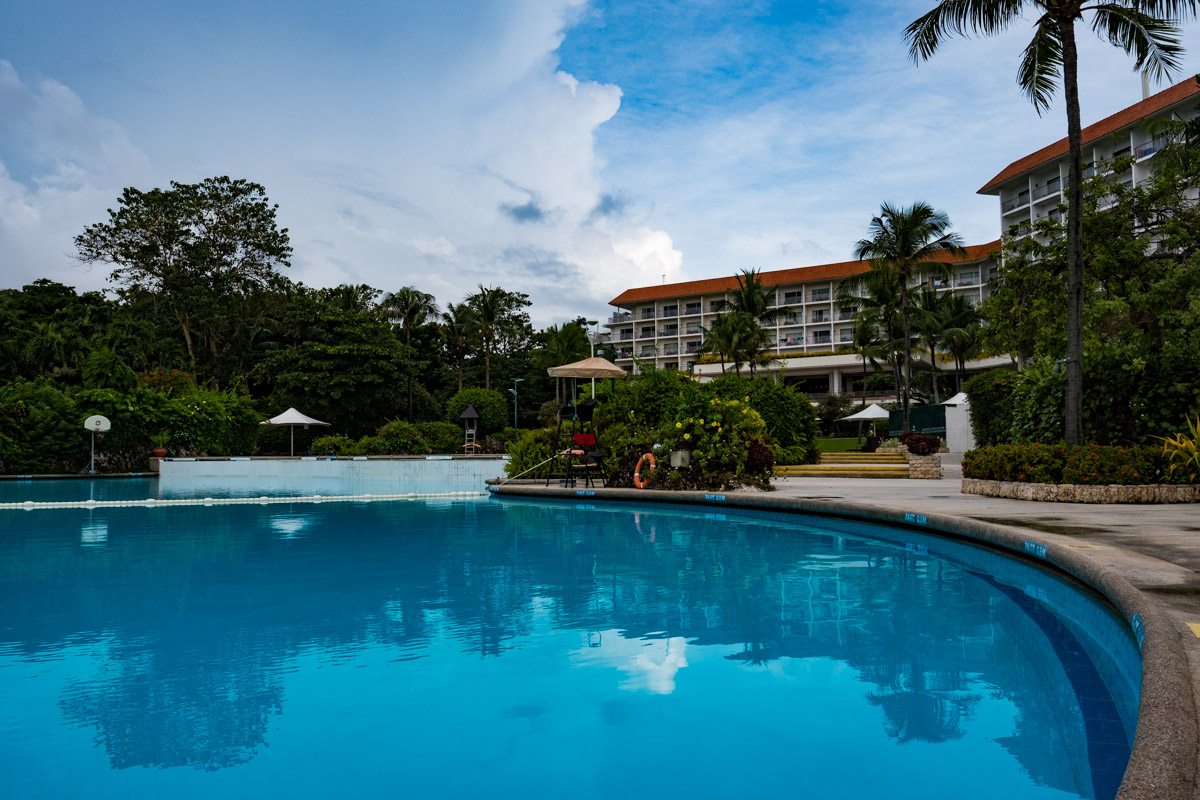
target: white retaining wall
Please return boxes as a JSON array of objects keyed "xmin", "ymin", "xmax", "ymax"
[{"xmin": 158, "ymin": 456, "xmax": 507, "ymax": 497}]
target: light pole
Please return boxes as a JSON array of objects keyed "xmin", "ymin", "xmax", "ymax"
[
  {"xmin": 586, "ymin": 318, "xmax": 599, "ymax": 398},
  {"xmin": 509, "ymin": 378, "xmax": 524, "ymax": 436}
]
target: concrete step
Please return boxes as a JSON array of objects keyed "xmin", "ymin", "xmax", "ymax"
[
  {"xmin": 777, "ymin": 464, "xmax": 909, "ymax": 479},
  {"xmin": 819, "ymin": 453, "xmax": 907, "ymax": 464}
]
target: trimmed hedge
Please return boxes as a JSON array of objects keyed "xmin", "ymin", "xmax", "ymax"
[{"xmin": 962, "ymin": 443, "xmax": 1181, "ymax": 485}]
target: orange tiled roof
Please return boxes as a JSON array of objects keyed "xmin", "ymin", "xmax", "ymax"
[
  {"xmin": 608, "ymin": 241, "xmax": 1000, "ymax": 307},
  {"xmin": 978, "ymin": 77, "xmax": 1200, "ymax": 194}
]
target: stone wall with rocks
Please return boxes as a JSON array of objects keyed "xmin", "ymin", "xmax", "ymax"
[
  {"xmin": 907, "ymin": 453, "xmax": 943, "ymax": 480},
  {"xmin": 962, "ymin": 478, "xmax": 1200, "ymax": 504}
]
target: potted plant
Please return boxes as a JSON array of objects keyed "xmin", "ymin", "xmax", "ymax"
[{"xmin": 149, "ymin": 433, "xmax": 169, "ymax": 459}]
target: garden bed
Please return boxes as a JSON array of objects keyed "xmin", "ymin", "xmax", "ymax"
[{"xmin": 962, "ymin": 478, "xmax": 1199, "ymax": 504}]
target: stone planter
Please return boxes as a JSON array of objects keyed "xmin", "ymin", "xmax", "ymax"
[
  {"xmin": 962, "ymin": 478, "xmax": 1200, "ymax": 504},
  {"xmin": 907, "ymin": 453, "xmax": 943, "ymax": 480}
]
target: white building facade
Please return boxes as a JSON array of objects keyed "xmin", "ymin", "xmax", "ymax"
[
  {"xmin": 979, "ymin": 78, "xmax": 1200, "ymax": 234},
  {"xmin": 603, "ymin": 243, "xmax": 1001, "ymax": 397}
]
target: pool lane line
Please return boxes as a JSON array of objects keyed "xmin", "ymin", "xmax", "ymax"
[
  {"xmin": 0, "ymin": 491, "xmax": 487, "ymax": 510},
  {"xmin": 487, "ymin": 483, "xmax": 1197, "ymax": 800}
]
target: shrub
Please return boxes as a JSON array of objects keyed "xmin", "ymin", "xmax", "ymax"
[
  {"xmin": 703, "ymin": 375, "xmax": 819, "ymax": 464},
  {"xmin": 360, "ymin": 420, "xmax": 427, "ymax": 455},
  {"xmin": 0, "ymin": 380, "xmax": 86, "ymax": 473},
  {"xmin": 899, "ymin": 432, "xmax": 941, "ymax": 456},
  {"xmin": 962, "ymin": 368, "xmax": 1018, "ymax": 446},
  {"xmin": 962, "ymin": 443, "xmax": 1178, "ymax": 485},
  {"xmin": 1158, "ymin": 416, "xmax": 1200, "ymax": 483},
  {"xmin": 445, "ymin": 388, "xmax": 509, "ymax": 435},
  {"xmin": 310, "ymin": 435, "xmax": 356, "ymax": 456},
  {"xmin": 504, "ymin": 428, "xmax": 561, "ymax": 479},
  {"xmin": 417, "ymin": 421, "xmax": 464, "ymax": 454}
]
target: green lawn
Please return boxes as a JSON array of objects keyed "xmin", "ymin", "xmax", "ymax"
[{"xmin": 816, "ymin": 437, "xmax": 861, "ymax": 453}]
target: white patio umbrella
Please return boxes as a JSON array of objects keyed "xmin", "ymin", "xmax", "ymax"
[
  {"xmin": 260, "ymin": 408, "xmax": 330, "ymax": 456},
  {"xmin": 838, "ymin": 403, "xmax": 891, "ymax": 421}
]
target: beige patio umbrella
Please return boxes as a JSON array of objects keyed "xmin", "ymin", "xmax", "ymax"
[
  {"xmin": 547, "ymin": 357, "xmax": 626, "ymax": 406},
  {"xmin": 260, "ymin": 407, "xmax": 331, "ymax": 456}
]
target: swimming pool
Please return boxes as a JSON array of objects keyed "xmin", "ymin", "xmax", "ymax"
[{"xmin": 0, "ymin": 497, "xmax": 1138, "ymax": 799}]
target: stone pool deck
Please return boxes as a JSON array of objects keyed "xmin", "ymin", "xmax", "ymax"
[{"xmin": 492, "ymin": 473, "xmax": 1200, "ymax": 800}]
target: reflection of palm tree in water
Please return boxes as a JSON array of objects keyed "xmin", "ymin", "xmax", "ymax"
[{"xmin": 865, "ymin": 664, "xmax": 980, "ymax": 744}]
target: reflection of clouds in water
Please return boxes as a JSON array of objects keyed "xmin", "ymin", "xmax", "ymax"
[
  {"xmin": 619, "ymin": 637, "xmax": 688, "ymax": 695},
  {"xmin": 270, "ymin": 516, "xmax": 310, "ymax": 539}
]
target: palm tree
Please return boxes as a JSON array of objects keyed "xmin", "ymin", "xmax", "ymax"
[
  {"xmin": 465, "ymin": 284, "xmax": 508, "ymax": 391},
  {"xmin": 441, "ymin": 303, "xmax": 477, "ymax": 393},
  {"xmin": 837, "ymin": 262, "xmax": 906, "ymax": 401},
  {"xmin": 701, "ymin": 312, "xmax": 763, "ymax": 376},
  {"xmin": 534, "ymin": 322, "xmax": 590, "ymax": 405},
  {"xmin": 383, "ymin": 287, "xmax": 439, "ymax": 420},
  {"xmin": 940, "ymin": 295, "xmax": 984, "ymax": 392},
  {"xmin": 905, "ymin": 0, "xmax": 1196, "ymax": 444},
  {"xmin": 912, "ymin": 288, "xmax": 954, "ymax": 403},
  {"xmin": 854, "ymin": 202, "xmax": 964, "ymax": 433},
  {"xmin": 709, "ymin": 269, "xmax": 788, "ymax": 375},
  {"xmin": 847, "ymin": 310, "xmax": 888, "ymax": 407}
]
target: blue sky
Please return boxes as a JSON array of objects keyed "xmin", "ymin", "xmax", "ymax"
[{"xmin": 3, "ymin": 1, "xmax": 1200, "ymax": 325}]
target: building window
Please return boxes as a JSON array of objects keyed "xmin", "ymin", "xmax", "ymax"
[
  {"xmin": 640, "ymin": 308, "xmax": 655, "ymax": 320},
  {"xmin": 661, "ymin": 304, "xmax": 678, "ymax": 317},
  {"xmin": 810, "ymin": 310, "xmax": 829, "ymax": 323},
  {"xmin": 811, "ymin": 330, "xmax": 832, "ymax": 344},
  {"xmin": 663, "ymin": 362, "xmax": 678, "ymax": 371},
  {"xmin": 809, "ymin": 288, "xmax": 831, "ymax": 302},
  {"xmin": 685, "ymin": 302, "xmax": 701, "ymax": 315},
  {"xmin": 619, "ymin": 329, "xmax": 633, "ymax": 340},
  {"xmin": 640, "ymin": 326, "xmax": 655, "ymax": 338},
  {"xmin": 783, "ymin": 290, "xmax": 803, "ymax": 304}
]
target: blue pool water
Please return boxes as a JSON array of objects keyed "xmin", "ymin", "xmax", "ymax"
[{"xmin": 0, "ymin": 498, "xmax": 1139, "ymax": 799}]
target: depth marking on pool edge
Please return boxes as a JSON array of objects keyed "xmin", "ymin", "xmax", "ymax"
[
  {"xmin": 1, "ymin": 491, "xmax": 487, "ymax": 511},
  {"xmin": 903, "ymin": 512, "xmax": 928, "ymax": 525}
]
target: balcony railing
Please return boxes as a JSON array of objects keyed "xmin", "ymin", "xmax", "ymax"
[
  {"xmin": 1032, "ymin": 178, "xmax": 1060, "ymax": 201},
  {"xmin": 783, "ymin": 293, "xmax": 803, "ymax": 305},
  {"xmin": 685, "ymin": 326, "xmax": 702, "ymax": 335},
  {"xmin": 638, "ymin": 348, "xmax": 656, "ymax": 357},
  {"xmin": 684, "ymin": 304, "xmax": 701, "ymax": 315},
  {"xmin": 658, "ymin": 328, "xmax": 679, "ymax": 337},
  {"xmin": 661, "ymin": 307, "xmax": 678, "ymax": 318},
  {"xmin": 810, "ymin": 332, "xmax": 832, "ymax": 344},
  {"xmin": 839, "ymin": 333, "xmax": 854, "ymax": 343},
  {"xmin": 619, "ymin": 332, "xmax": 633, "ymax": 341},
  {"xmin": 640, "ymin": 310, "xmax": 656, "ymax": 320},
  {"xmin": 779, "ymin": 314, "xmax": 802, "ymax": 326},
  {"xmin": 1001, "ymin": 191, "xmax": 1030, "ymax": 213},
  {"xmin": 1136, "ymin": 135, "xmax": 1171, "ymax": 160},
  {"xmin": 637, "ymin": 329, "xmax": 655, "ymax": 339},
  {"xmin": 955, "ymin": 275, "xmax": 979, "ymax": 287},
  {"xmin": 609, "ymin": 312, "xmax": 631, "ymax": 324},
  {"xmin": 837, "ymin": 310, "xmax": 855, "ymax": 321},
  {"xmin": 810, "ymin": 312, "xmax": 830, "ymax": 323},
  {"xmin": 663, "ymin": 344, "xmax": 679, "ymax": 356},
  {"xmin": 686, "ymin": 342, "xmax": 702, "ymax": 353},
  {"xmin": 809, "ymin": 289, "xmax": 831, "ymax": 302}
]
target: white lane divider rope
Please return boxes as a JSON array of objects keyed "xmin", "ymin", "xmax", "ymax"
[{"xmin": 1, "ymin": 491, "xmax": 486, "ymax": 511}]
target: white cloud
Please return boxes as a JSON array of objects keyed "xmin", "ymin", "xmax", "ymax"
[{"xmin": 0, "ymin": 61, "xmax": 153, "ymax": 289}]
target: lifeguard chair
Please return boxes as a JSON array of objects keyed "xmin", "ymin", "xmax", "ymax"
[{"xmin": 460, "ymin": 406, "xmax": 482, "ymax": 453}]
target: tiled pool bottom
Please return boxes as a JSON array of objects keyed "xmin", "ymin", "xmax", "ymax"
[{"xmin": 0, "ymin": 498, "xmax": 1139, "ymax": 799}]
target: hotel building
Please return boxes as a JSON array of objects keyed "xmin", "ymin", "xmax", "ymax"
[
  {"xmin": 603, "ymin": 242, "xmax": 1002, "ymax": 397},
  {"xmin": 979, "ymin": 78, "xmax": 1200, "ymax": 235},
  {"xmin": 600, "ymin": 78, "xmax": 1200, "ymax": 396}
]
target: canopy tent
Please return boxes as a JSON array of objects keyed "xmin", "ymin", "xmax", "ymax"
[
  {"xmin": 941, "ymin": 392, "xmax": 969, "ymax": 406},
  {"xmin": 838, "ymin": 403, "xmax": 891, "ymax": 421},
  {"xmin": 260, "ymin": 408, "xmax": 331, "ymax": 456}
]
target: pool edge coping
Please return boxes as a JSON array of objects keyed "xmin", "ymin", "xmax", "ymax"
[{"xmin": 488, "ymin": 483, "xmax": 1197, "ymax": 800}]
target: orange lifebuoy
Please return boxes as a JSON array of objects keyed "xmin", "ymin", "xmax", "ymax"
[{"xmin": 633, "ymin": 452, "xmax": 657, "ymax": 489}]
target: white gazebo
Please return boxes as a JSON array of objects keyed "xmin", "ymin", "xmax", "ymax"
[{"xmin": 260, "ymin": 408, "xmax": 330, "ymax": 456}]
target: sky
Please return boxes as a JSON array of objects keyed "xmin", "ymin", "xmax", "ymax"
[{"xmin": 4, "ymin": 0, "xmax": 1200, "ymax": 326}]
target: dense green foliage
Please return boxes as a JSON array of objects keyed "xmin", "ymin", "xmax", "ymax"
[
  {"xmin": 962, "ymin": 444, "xmax": 1180, "ymax": 486},
  {"xmin": 508, "ymin": 371, "xmax": 818, "ymax": 490},
  {"xmin": 445, "ymin": 388, "xmax": 510, "ymax": 435},
  {"xmin": 0, "ymin": 177, "xmax": 589, "ymax": 471},
  {"xmin": 961, "ymin": 369, "xmax": 1017, "ymax": 447}
]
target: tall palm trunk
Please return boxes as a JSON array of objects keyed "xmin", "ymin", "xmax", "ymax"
[
  {"xmin": 900, "ymin": 279, "xmax": 912, "ymax": 434},
  {"xmin": 1061, "ymin": 17, "xmax": 1085, "ymax": 446}
]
